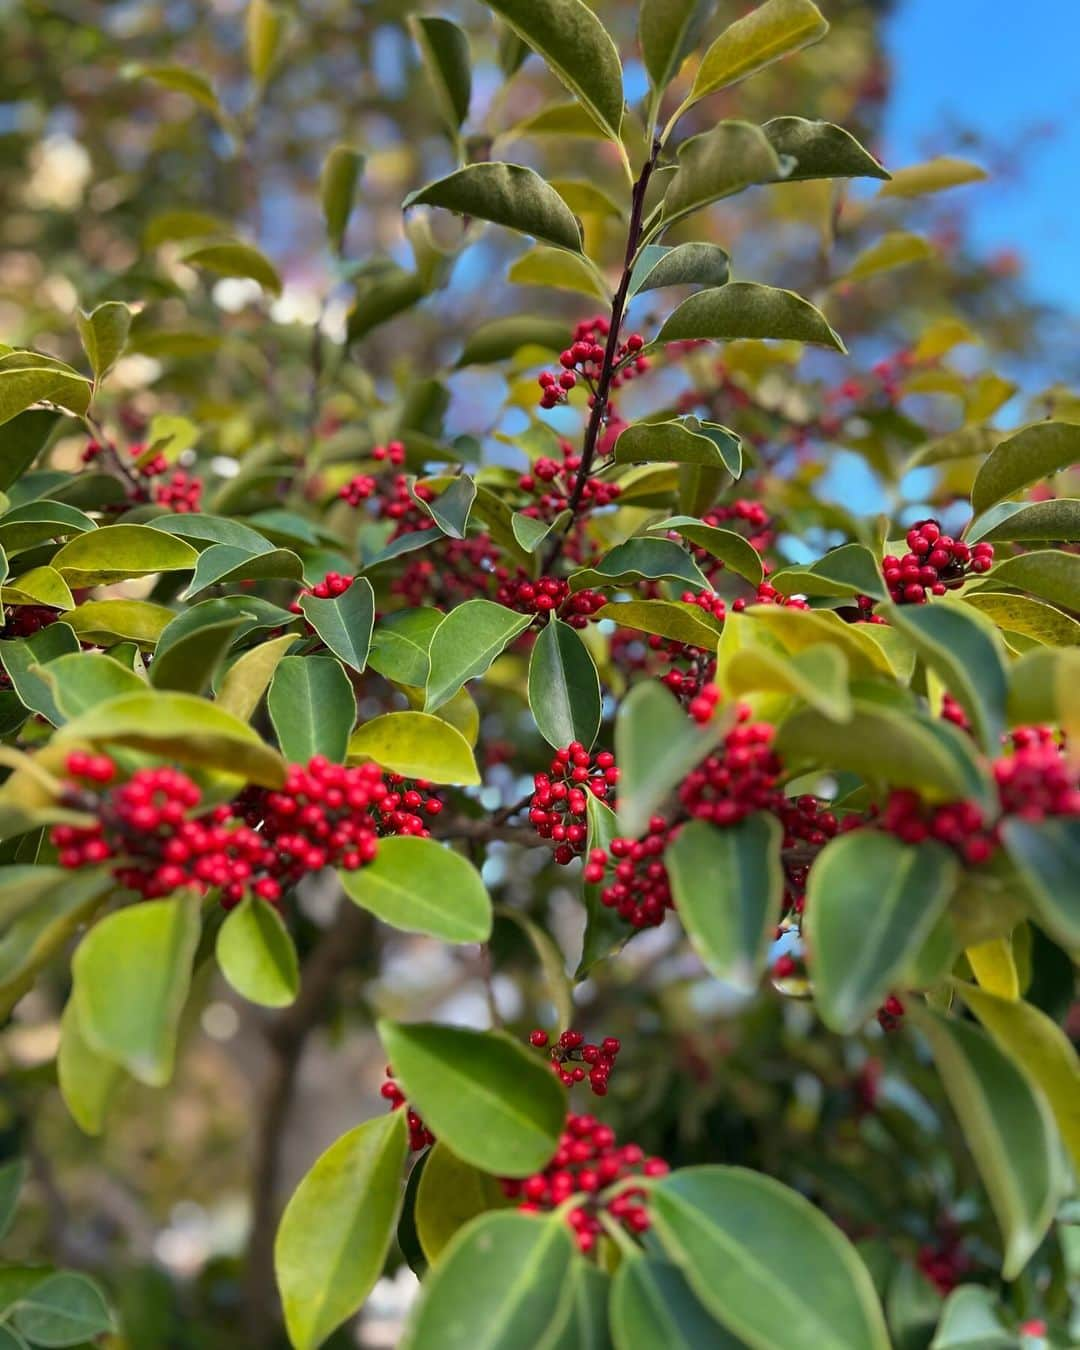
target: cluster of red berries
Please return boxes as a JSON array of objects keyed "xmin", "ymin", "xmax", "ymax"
[
  {"xmin": 380, "ymin": 1069, "xmax": 435, "ymax": 1151},
  {"xmin": 883, "ymin": 520, "xmax": 994, "ymax": 604},
  {"xmin": 82, "ymin": 438, "xmax": 204, "ymax": 512},
  {"xmin": 1, "ymin": 604, "xmax": 59, "ymax": 638},
  {"xmin": 153, "ymin": 469, "xmax": 202, "ymax": 513},
  {"xmin": 391, "ymin": 535, "xmax": 502, "ymax": 608},
  {"xmin": 880, "ymin": 790, "xmax": 994, "ymax": 866},
  {"xmin": 876, "ymin": 995, "xmax": 905, "ymax": 1032},
  {"xmin": 517, "ymin": 438, "xmax": 621, "ymax": 524},
  {"xmin": 590, "ymin": 815, "xmax": 676, "ymax": 928},
  {"xmin": 367, "ymin": 773, "xmax": 443, "ymax": 836},
  {"xmin": 494, "ymin": 574, "xmax": 606, "ymax": 628},
  {"xmin": 290, "ymin": 570, "xmax": 355, "ymax": 613},
  {"xmin": 338, "ymin": 442, "xmax": 407, "ymax": 505},
  {"xmin": 917, "ymin": 1219, "xmax": 973, "ymax": 1295},
  {"xmin": 500, "ymin": 1112, "xmax": 667, "ymax": 1253},
  {"xmin": 528, "ymin": 1028, "xmax": 621, "ymax": 1096},
  {"xmin": 529, "ymin": 744, "xmax": 619, "ymax": 865},
  {"xmin": 679, "ymin": 713, "xmax": 783, "ymax": 828},
  {"xmin": 839, "ymin": 594, "xmax": 887, "ymax": 625},
  {"xmin": 83, "ymin": 438, "xmax": 166, "ymax": 478},
  {"xmin": 536, "ymin": 317, "xmax": 649, "ymax": 409}
]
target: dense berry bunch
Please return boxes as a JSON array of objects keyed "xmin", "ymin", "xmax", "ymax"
[
  {"xmin": 678, "ymin": 712, "xmax": 783, "ymax": 827},
  {"xmin": 528, "ymin": 1029, "xmax": 621, "ymax": 1096},
  {"xmin": 731, "ymin": 581, "xmax": 810, "ymax": 613},
  {"xmin": 995, "ymin": 725, "xmax": 1080, "ymax": 819},
  {"xmin": 153, "ymin": 469, "xmax": 203, "ymax": 513},
  {"xmin": 380, "ymin": 1069, "xmax": 435, "ymax": 1151},
  {"xmin": 367, "ymin": 773, "xmax": 443, "ymax": 836},
  {"xmin": 390, "ymin": 533, "xmax": 502, "ymax": 608},
  {"xmin": 529, "ymin": 744, "xmax": 619, "ymax": 865},
  {"xmin": 593, "ymin": 815, "xmax": 677, "ymax": 928},
  {"xmin": 917, "ymin": 1220, "xmax": 972, "ymax": 1295},
  {"xmin": 2, "ymin": 604, "xmax": 60, "ymax": 638},
  {"xmin": 517, "ymin": 438, "xmax": 621, "ymax": 525},
  {"xmin": 495, "ymin": 573, "xmax": 606, "ymax": 628},
  {"xmin": 536, "ymin": 317, "xmax": 648, "ymax": 409},
  {"xmin": 879, "ymin": 790, "xmax": 993, "ymax": 865},
  {"xmin": 500, "ymin": 1112, "xmax": 667, "ymax": 1253},
  {"xmin": 883, "ymin": 520, "xmax": 994, "ymax": 604}
]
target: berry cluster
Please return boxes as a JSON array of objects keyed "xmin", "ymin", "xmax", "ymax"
[
  {"xmin": 153, "ymin": 469, "xmax": 202, "ymax": 513},
  {"xmin": 917, "ymin": 1220, "xmax": 973, "ymax": 1295},
  {"xmin": 367, "ymin": 773, "xmax": 443, "ymax": 836},
  {"xmin": 592, "ymin": 815, "xmax": 676, "ymax": 928},
  {"xmin": 495, "ymin": 574, "xmax": 606, "ymax": 628},
  {"xmin": 528, "ymin": 1029, "xmax": 621, "ymax": 1096},
  {"xmin": 880, "ymin": 790, "xmax": 994, "ymax": 866},
  {"xmin": 517, "ymin": 438, "xmax": 621, "ymax": 527},
  {"xmin": 876, "ymin": 995, "xmax": 905, "ymax": 1032},
  {"xmin": 500, "ymin": 1112, "xmax": 667, "ymax": 1253},
  {"xmin": 883, "ymin": 520, "xmax": 994, "ymax": 605},
  {"xmin": 380, "ymin": 1069, "xmax": 435, "ymax": 1151},
  {"xmin": 82, "ymin": 437, "xmax": 204, "ymax": 512},
  {"xmin": 1, "ymin": 604, "xmax": 60, "ymax": 639},
  {"xmin": 678, "ymin": 713, "xmax": 782, "ymax": 828},
  {"xmin": 529, "ymin": 744, "xmax": 619, "ymax": 865},
  {"xmin": 536, "ymin": 318, "xmax": 648, "ymax": 409},
  {"xmin": 338, "ymin": 441, "xmax": 408, "ymax": 506}
]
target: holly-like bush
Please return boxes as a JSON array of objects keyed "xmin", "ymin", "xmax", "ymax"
[{"xmin": 1, "ymin": 0, "xmax": 1078, "ymax": 1346}]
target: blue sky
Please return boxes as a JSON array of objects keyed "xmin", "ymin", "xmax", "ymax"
[{"xmin": 882, "ymin": 0, "xmax": 1080, "ymax": 309}]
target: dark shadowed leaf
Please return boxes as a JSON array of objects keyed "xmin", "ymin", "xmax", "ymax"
[
  {"xmin": 403, "ymin": 163, "xmax": 583, "ymax": 253},
  {"xmin": 763, "ymin": 117, "xmax": 888, "ymax": 181},
  {"xmin": 528, "ymin": 619, "xmax": 601, "ymax": 750},
  {"xmin": 661, "ymin": 122, "xmax": 783, "ymax": 226},
  {"xmin": 971, "ymin": 421, "xmax": 1080, "ymax": 515},
  {"xmin": 410, "ymin": 16, "xmax": 472, "ymax": 137},
  {"xmin": 628, "ymin": 243, "xmax": 731, "ymax": 296},
  {"xmin": 656, "ymin": 283, "xmax": 844, "ymax": 351}
]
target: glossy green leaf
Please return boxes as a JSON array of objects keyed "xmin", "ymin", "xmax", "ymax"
[
  {"xmin": 770, "ymin": 542, "xmax": 887, "ymax": 601},
  {"xmin": 967, "ymin": 497, "xmax": 1080, "ymax": 544},
  {"xmin": 477, "ymin": 0, "xmax": 624, "ymax": 142},
  {"xmin": 320, "ymin": 144, "xmax": 364, "ymax": 254},
  {"xmin": 182, "ymin": 544, "xmax": 303, "ymax": 598},
  {"xmin": 414, "ymin": 1142, "xmax": 514, "ymax": 1264},
  {"xmin": 929, "ymin": 1286, "xmax": 1017, "ymax": 1349},
  {"xmin": 596, "ymin": 600, "xmax": 721, "ymax": 651},
  {"xmin": 268, "ymin": 655, "xmax": 354, "ymax": 764},
  {"xmin": 661, "ymin": 122, "xmax": 783, "ymax": 226},
  {"xmin": 58, "ymin": 996, "xmax": 122, "ymax": 1136},
  {"xmin": 404, "ymin": 163, "xmax": 583, "ymax": 253},
  {"xmin": 971, "ymin": 421, "xmax": 1080, "ymax": 515},
  {"xmin": 341, "ymin": 837, "xmax": 491, "ymax": 943},
  {"xmin": 725, "ymin": 643, "xmax": 853, "ymax": 720},
  {"xmin": 424, "ymin": 599, "xmax": 532, "ymax": 711},
  {"xmin": 639, "ymin": 0, "xmax": 711, "ymax": 94},
  {"xmin": 455, "ymin": 316, "xmax": 571, "ymax": 366},
  {"xmin": 400, "ymin": 1209, "xmax": 576, "ymax": 1350},
  {"xmin": 73, "ymin": 897, "xmax": 201, "ymax": 1086},
  {"xmin": 656, "ymin": 283, "xmax": 844, "ymax": 351},
  {"xmin": 571, "ymin": 537, "xmax": 710, "ymax": 594},
  {"xmin": 763, "ymin": 117, "xmax": 888, "ymax": 181},
  {"xmin": 1, "ymin": 565, "xmax": 74, "ymax": 610},
  {"xmin": 528, "ymin": 619, "xmax": 601, "ymax": 750},
  {"xmin": 577, "ymin": 794, "xmax": 630, "ymax": 977},
  {"xmin": 0, "ymin": 500, "xmax": 95, "ymax": 552},
  {"xmin": 844, "ymin": 231, "xmax": 933, "ymax": 283},
  {"xmin": 1002, "ymin": 817, "xmax": 1080, "ymax": 953},
  {"xmin": 507, "ymin": 246, "xmax": 608, "ymax": 300},
  {"xmin": 60, "ymin": 689, "xmax": 285, "ymax": 786},
  {"xmin": 275, "ymin": 1111, "xmax": 408, "ymax": 1350},
  {"xmin": 377, "ymin": 1020, "xmax": 565, "ymax": 1176},
  {"xmin": 51, "ymin": 524, "xmax": 198, "ymax": 586},
  {"xmin": 616, "ymin": 680, "xmax": 720, "ymax": 839},
  {"xmin": 181, "ymin": 239, "xmax": 282, "ymax": 294},
  {"xmin": 667, "ymin": 815, "xmax": 784, "ymax": 992},
  {"xmin": 806, "ymin": 833, "xmax": 958, "ymax": 1032},
  {"xmin": 367, "ymin": 609, "xmax": 443, "ymax": 687},
  {"xmin": 417, "ymin": 475, "xmax": 477, "ymax": 540},
  {"xmin": 615, "ymin": 419, "xmax": 740, "ymax": 472},
  {"xmin": 978, "ymin": 549, "xmax": 1079, "ymax": 611},
  {"xmin": 911, "ymin": 1007, "xmax": 1062, "ymax": 1279},
  {"xmin": 611, "ymin": 1255, "xmax": 741, "ymax": 1350},
  {"xmin": 652, "ymin": 516, "xmax": 762, "ymax": 583},
  {"xmin": 411, "ymin": 16, "xmax": 471, "ymax": 135},
  {"xmin": 0, "ymin": 409, "xmax": 61, "ymax": 489},
  {"xmin": 878, "ymin": 156, "xmax": 987, "ymax": 198},
  {"xmin": 882, "ymin": 601, "xmax": 1007, "ymax": 752},
  {"xmin": 510, "ymin": 509, "xmax": 571, "ymax": 555},
  {"xmin": 215, "ymin": 633, "xmax": 297, "ymax": 722},
  {"xmin": 348, "ymin": 710, "xmax": 479, "ymax": 784},
  {"xmin": 43, "ymin": 651, "xmax": 144, "ymax": 719},
  {"xmin": 216, "ymin": 898, "xmax": 299, "ymax": 1007},
  {"xmin": 298, "ymin": 577, "xmax": 374, "ymax": 672},
  {"xmin": 687, "ymin": 0, "xmax": 828, "ymax": 106},
  {"xmin": 964, "ymin": 591, "xmax": 1080, "ymax": 648},
  {"xmin": 0, "ymin": 622, "xmax": 80, "ymax": 723},
  {"xmin": 550, "ymin": 1262, "xmax": 609, "ymax": 1350},
  {"xmin": 75, "ymin": 300, "xmax": 132, "ymax": 384},
  {"xmin": 628, "ymin": 243, "xmax": 731, "ymax": 296},
  {"xmin": 10, "ymin": 1271, "xmax": 114, "ymax": 1347},
  {"xmin": 651, "ymin": 1166, "xmax": 889, "ymax": 1349},
  {"xmin": 150, "ymin": 616, "xmax": 246, "ymax": 695},
  {"xmin": 0, "ymin": 355, "xmax": 92, "ymax": 426}
]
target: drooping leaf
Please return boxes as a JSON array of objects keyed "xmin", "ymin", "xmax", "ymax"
[
  {"xmin": 571, "ymin": 537, "xmax": 710, "ymax": 594},
  {"xmin": 666, "ymin": 815, "xmax": 784, "ymax": 991},
  {"xmin": 416, "ymin": 475, "xmax": 477, "ymax": 540},
  {"xmin": 414, "ymin": 1142, "xmax": 515, "ymax": 1265},
  {"xmin": 76, "ymin": 301, "xmax": 132, "ymax": 383},
  {"xmin": 967, "ymin": 497, "xmax": 1080, "ymax": 544},
  {"xmin": 508, "ymin": 246, "xmax": 608, "ymax": 301},
  {"xmin": 403, "ymin": 163, "xmax": 583, "ymax": 253},
  {"xmin": 661, "ymin": 122, "xmax": 783, "ymax": 227},
  {"xmin": 686, "ymin": 0, "xmax": 829, "ymax": 108},
  {"xmin": 341, "ymin": 837, "xmax": 491, "ymax": 944},
  {"xmin": 275, "ymin": 1111, "xmax": 408, "ymax": 1350},
  {"xmin": 650, "ymin": 1166, "xmax": 890, "ymax": 1349},
  {"xmin": 878, "ymin": 156, "xmax": 987, "ymax": 198},
  {"xmin": 628, "ymin": 243, "xmax": 731, "ymax": 296},
  {"xmin": 410, "ymin": 16, "xmax": 472, "ymax": 136},
  {"xmin": 805, "ymin": 832, "xmax": 958, "ymax": 1032},
  {"xmin": 970, "ymin": 421, "xmax": 1080, "ymax": 515},
  {"xmin": 150, "ymin": 616, "xmax": 247, "ymax": 695},
  {"xmin": 246, "ymin": 0, "xmax": 284, "ymax": 84},
  {"xmin": 10, "ymin": 1271, "xmax": 114, "ymax": 1347},
  {"xmin": 320, "ymin": 144, "xmax": 364, "ymax": 255},
  {"xmin": 977, "ymin": 549, "xmax": 1079, "ymax": 611},
  {"xmin": 844, "ymin": 231, "xmax": 934, "ymax": 283},
  {"xmin": 1002, "ymin": 817, "xmax": 1080, "ymax": 953},
  {"xmin": 0, "ymin": 410, "xmax": 61, "ymax": 489},
  {"xmin": 299, "ymin": 577, "xmax": 375, "ymax": 672},
  {"xmin": 181, "ymin": 239, "xmax": 282, "ymax": 295},
  {"xmin": 125, "ymin": 61, "xmax": 224, "ymax": 117},
  {"xmin": 639, "ymin": 0, "xmax": 711, "ymax": 95},
  {"xmin": 528, "ymin": 619, "xmax": 602, "ymax": 750},
  {"xmin": 214, "ymin": 633, "xmax": 296, "ymax": 722},
  {"xmin": 377, "ymin": 1020, "xmax": 565, "ymax": 1176},
  {"xmin": 656, "ymin": 283, "xmax": 844, "ymax": 352},
  {"xmin": 596, "ymin": 600, "xmax": 722, "ymax": 651},
  {"xmin": 652, "ymin": 516, "xmax": 762, "ymax": 582},
  {"xmin": 616, "ymin": 680, "xmax": 720, "ymax": 839},
  {"xmin": 763, "ymin": 117, "xmax": 888, "ymax": 181},
  {"xmin": 496, "ymin": 905, "xmax": 574, "ymax": 1033},
  {"xmin": 348, "ymin": 710, "xmax": 479, "ymax": 785},
  {"xmin": 1, "ymin": 565, "xmax": 74, "ymax": 610},
  {"xmin": 577, "ymin": 794, "xmax": 631, "ymax": 978},
  {"xmin": 51, "ymin": 524, "xmax": 198, "ymax": 587},
  {"xmin": 724, "ymin": 643, "xmax": 852, "ymax": 721},
  {"xmin": 0, "ymin": 354, "xmax": 92, "ymax": 426},
  {"xmin": 216, "ymin": 898, "xmax": 299, "ymax": 1008},
  {"xmin": 614, "ymin": 419, "xmax": 741, "ymax": 473},
  {"xmin": 267, "ymin": 655, "xmax": 355, "ymax": 764},
  {"xmin": 424, "ymin": 600, "xmax": 532, "ymax": 711}
]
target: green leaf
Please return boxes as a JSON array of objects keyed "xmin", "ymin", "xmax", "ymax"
[
  {"xmin": 577, "ymin": 794, "xmax": 630, "ymax": 977},
  {"xmin": 417, "ymin": 475, "xmax": 477, "ymax": 540},
  {"xmin": 246, "ymin": 0, "xmax": 284, "ymax": 84},
  {"xmin": 549, "ymin": 178, "xmax": 623, "ymax": 220},
  {"xmin": 0, "ymin": 1158, "xmax": 26, "ymax": 1241},
  {"xmin": 967, "ymin": 497, "xmax": 1080, "ymax": 544},
  {"xmin": 2, "ymin": 565, "xmax": 74, "ymax": 610},
  {"xmin": 904, "ymin": 423, "xmax": 997, "ymax": 473},
  {"xmin": 528, "ymin": 620, "xmax": 602, "ymax": 750},
  {"xmin": 10, "ymin": 1271, "xmax": 114, "ymax": 1347},
  {"xmin": 216, "ymin": 898, "xmax": 299, "ymax": 1008},
  {"xmin": 929, "ymin": 1286, "xmax": 1017, "ymax": 1349},
  {"xmin": 661, "ymin": 122, "xmax": 783, "ymax": 227},
  {"xmin": 611, "ymin": 1255, "xmax": 741, "ymax": 1350},
  {"xmin": 275, "ymin": 1111, "xmax": 408, "ymax": 1350},
  {"xmin": 125, "ymin": 61, "xmax": 224, "ymax": 116},
  {"xmin": 650, "ymin": 516, "xmax": 762, "ymax": 583},
  {"xmin": 368, "ymin": 609, "xmax": 443, "ymax": 688},
  {"xmin": 0, "ymin": 622, "xmax": 80, "ymax": 723},
  {"xmin": 1006, "ymin": 647, "xmax": 1080, "ymax": 740},
  {"xmin": 881, "ymin": 601, "xmax": 1007, "ymax": 752},
  {"xmin": 508, "ymin": 246, "xmax": 608, "ymax": 301},
  {"xmin": 341, "ymin": 837, "xmax": 491, "ymax": 943},
  {"xmin": 347, "ymin": 264, "xmax": 426, "ymax": 342},
  {"xmin": 725, "ymin": 643, "xmax": 852, "ymax": 722},
  {"xmin": 571, "ymin": 537, "xmax": 710, "ymax": 594},
  {"xmin": 182, "ymin": 544, "xmax": 303, "ymax": 598},
  {"xmin": 651, "ymin": 1166, "xmax": 889, "ymax": 1350},
  {"xmin": 215, "ymin": 633, "xmax": 297, "ymax": 722},
  {"xmin": 348, "ymin": 710, "xmax": 479, "ymax": 785},
  {"xmin": 910, "ymin": 1007, "xmax": 1063, "ymax": 1279},
  {"xmin": 656, "ymin": 283, "xmax": 845, "ymax": 352},
  {"xmin": 845, "ymin": 231, "xmax": 933, "ymax": 283},
  {"xmin": 51, "ymin": 524, "xmax": 198, "ymax": 586},
  {"xmin": 506, "ymin": 100, "xmax": 609, "ymax": 141},
  {"xmin": 667, "ymin": 815, "xmax": 784, "ymax": 992},
  {"xmin": 0, "ymin": 1320, "xmax": 29, "ymax": 1349},
  {"xmin": 616, "ymin": 681, "xmax": 720, "ymax": 839},
  {"xmin": 76, "ymin": 301, "xmax": 132, "ymax": 384},
  {"xmin": 400, "ymin": 1210, "xmax": 576, "ymax": 1350},
  {"xmin": 511, "ymin": 509, "xmax": 571, "ymax": 555},
  {"xmin": 404, "ymin": 163, "xmax": 583, "ymax": 253},
  {"xmin": 414, "ymin": 1142, "xmax": 514, "ymax": 1264},
  {"xmin": 763, "ymin": 117, "xmax": 889, "ymax": 181},
  {"xmin": 0, "ymin": 871, "xmax": 114, "ymax": 1018},
  {"xmin": 299, "ymin": 577, "xmax": 374, "ymax": 672},
  {"xmin": 596, "ymin": 600, "xmax": 722, "ymax": 651},
  {"xmin": 628, "ymin": 243, "xmax": 731, "ymax": 296},
  {"xmin": 268, "ymin": 655, "xmax": 355, "ymax": 764},
  {"xmin": 770, "ymin": 542, "xmax": 887, "ymax": 601},
  {"xmin": 970, "ymin": 421, "xmax": 1079, "ymax": 515},
  {"xmin": 320, "ymin": 144, "xmax": 364, "ymax": 255},
  {"xmin": 964, "ymin": 591, "xmax": 1080, "ymax": 649},
  {"xmin": 58, "ymin": 996, "xmax": 122, "ymax": 1136},
  {"xmin": 455, "ymin": 316, "xmax": 571, "ymax": 366},
  {"xmin": 43, "ymin": 652, "xmax": 144, "ymax": 720},
  {"xmin": 424, "ymin": 599, "xmax": 532, "ymax": 711},
  {"xmin": 0, "ymin": 500, "xmax": 95, "ymax": 553},
  {"xmin": 1002, "ymin": 818, "xmax": 1080, "ymax": 953},
  {"xmin": 806, "ymin": 833, "xmax": 958, "ymax": 1032},
  {"xmin": 410, "ymin": 16, "xmax": 472, "ymax": 136},
  {"xmin": 181, "ymin": 239, "xmax": 282, "ymax": 295},
  {"xmin": 547, "ymin": 1257, "xmax": 609, "ymax": 1350},
  {"xmin": 0, "ymin": 355, "xmax": 92, "ymax": 425},
  {"xmin": 687, "ymin": 0, "xmax": 828, "ymax": 105},
  {"xmin": 0, "ymin": 410, "xmax": 61, "ymax": 490},
  {"xmin": 150, "ymin": 616, "xmax": 247, "ymax": 695},
  {"xmin": 615, "ymin": 419, "xmax": 740, "ymax": 472},
  {"xmin": 639, "ymin": 0, "xmax": 711, "ymax": 95},
  {"xmin": 59, "ymin": 690, "xmax": 282, "ymax": 790},
  {"xmin": 978, "ymin": 549, "xmax": 1080, "ymax": 611},
  {"xmin": 377, "ymin": 1020, "xmax": 565, "ymax": 1176},
  {"xmin": 477, "ymin": 0, "xmax": 624, "ymax": 143},
  {"xmin": 73, "ymin": 897, "xmax": 201, "ymax": 1087},
  {"xmin": 953, "ymin": 981, "xmax": 1080, "ymax": 1174},
  {"xmin": 878, "ymin": 156, "xmax": 987, "ymax": 198}
]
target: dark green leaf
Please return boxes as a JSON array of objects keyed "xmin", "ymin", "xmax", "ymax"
[
  {"xmin": 368, "ymin": 609, "xmax": 443, "ymax": 688},
  {"xmin": 977, "ymin": 549, "xmax": 1080, "ymax": 611},
  {"xmin": 687, "ymin": 0, "xmax": 828, "ymax": 105},
  {"xmin": 577, "ymin": 794, "xmax": 630, "ymax": 977},
  {"xmin": 0, "ymin": 1158, "xmax": 26, "ymax": 1241},
  {"xmin": 1002, "ymin": 817, "xmax": 1080, "ymax": 953},
  {"xmin": 971, "ymin": 422, "xmax": 1080, "ymax": 516},
  {"xmin": 410, "ymin": 16, "xmax": 472, "ymax": 135},
  {"xmin": 455, "ymin": 316, "xmax": 571, "ymax": 366},
  {"xmin": 661, "ymin": 122, "xmax": 783, "ymax": 227},
  {"xmin": 650, "ymin": 516, "xmax": 761, "ymax": 583},
  {"xmin": 0, "ymin": 622, "xmax": 80, "ymax": 723},
  {"xmin": 528, "ymin": 619, "xmax": 602, "ymax": 750},
  {"xmin": 182, "ymin": 544, "xmax": 303, "ymax": 598},
  {"xmin": 414, "ymin": 1142, "xmax": 514, "ymax": 1265},
  {"xmin": 10, "ymin": 1271, "xmax": 114, "ymax": 1347},
  {"xmin": 341, "ymin": 837, "xmax": 491, "ymax": 943},
  {"xmin": 611, "ymin": 1256, "xmax": 741, "ymax": 1350},
  {"xmin": 0, "ymin": 410, "xmax": 61, "ymax": 490},
  {"xmin": 770, "ymin": 543, "xmax": 887, "ymax": 601},
  {"xmin": 614, "ymin": 419, "xmax": 740, "ymax": 472},
  {"xmin": 628, "ymin": 243, "xmax": 731, "ymax": 296},
  {"xmin": 321, "ymin": 144, "xmax": 364, "ymax": 255},
  {"xmin": 417, "ymin": 475, "xmax": 476, "ymax": 540},
  {"xmin": 424, "ymin": 599, "xmax": 532, "ymax": 711},
  {"xmin": 571, "ymin": 537, "xmax": 710, "ymax": 594},
  {"xmin": 150, "ymin": 617, "xmax": 247, "ymax": 695},
  {"xmin": 267, "ymin": 655, "xmax": 355, "ymax": 763},
  {"xmin": 76, "ymin": 301, "xmax": 132, "ymax": 383},
  {"xmin": 656, "ymin": 283, "xmax": 844, "ymax": 352},
  {"xmin": 967, "ymin": 498, "xmax": 1080, "ymax": 544},
  {"xmin": 299, "ymin": 577, "xmax": 375, "ymax": 672},
  {"xmin": 347, "ymin": 265, "xmax": 425, "ymax": 343},
  {"xmin": 639, "ymin": 0, "xmax": 711, "ymax": 94},
  {"xmin": 403, "ymin": 163, "xmax": 583, "ymax": 253},
  {"xmin": 0, "ymin": 500, "xmax": 95, "ymax": 552},
  {"xmin": 763, "ymin": 117, "xmax": 889, "ymax": 181},
  {"xmin": 181, "ymin": 239, "xmax": 282, "ymax": 295}
]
